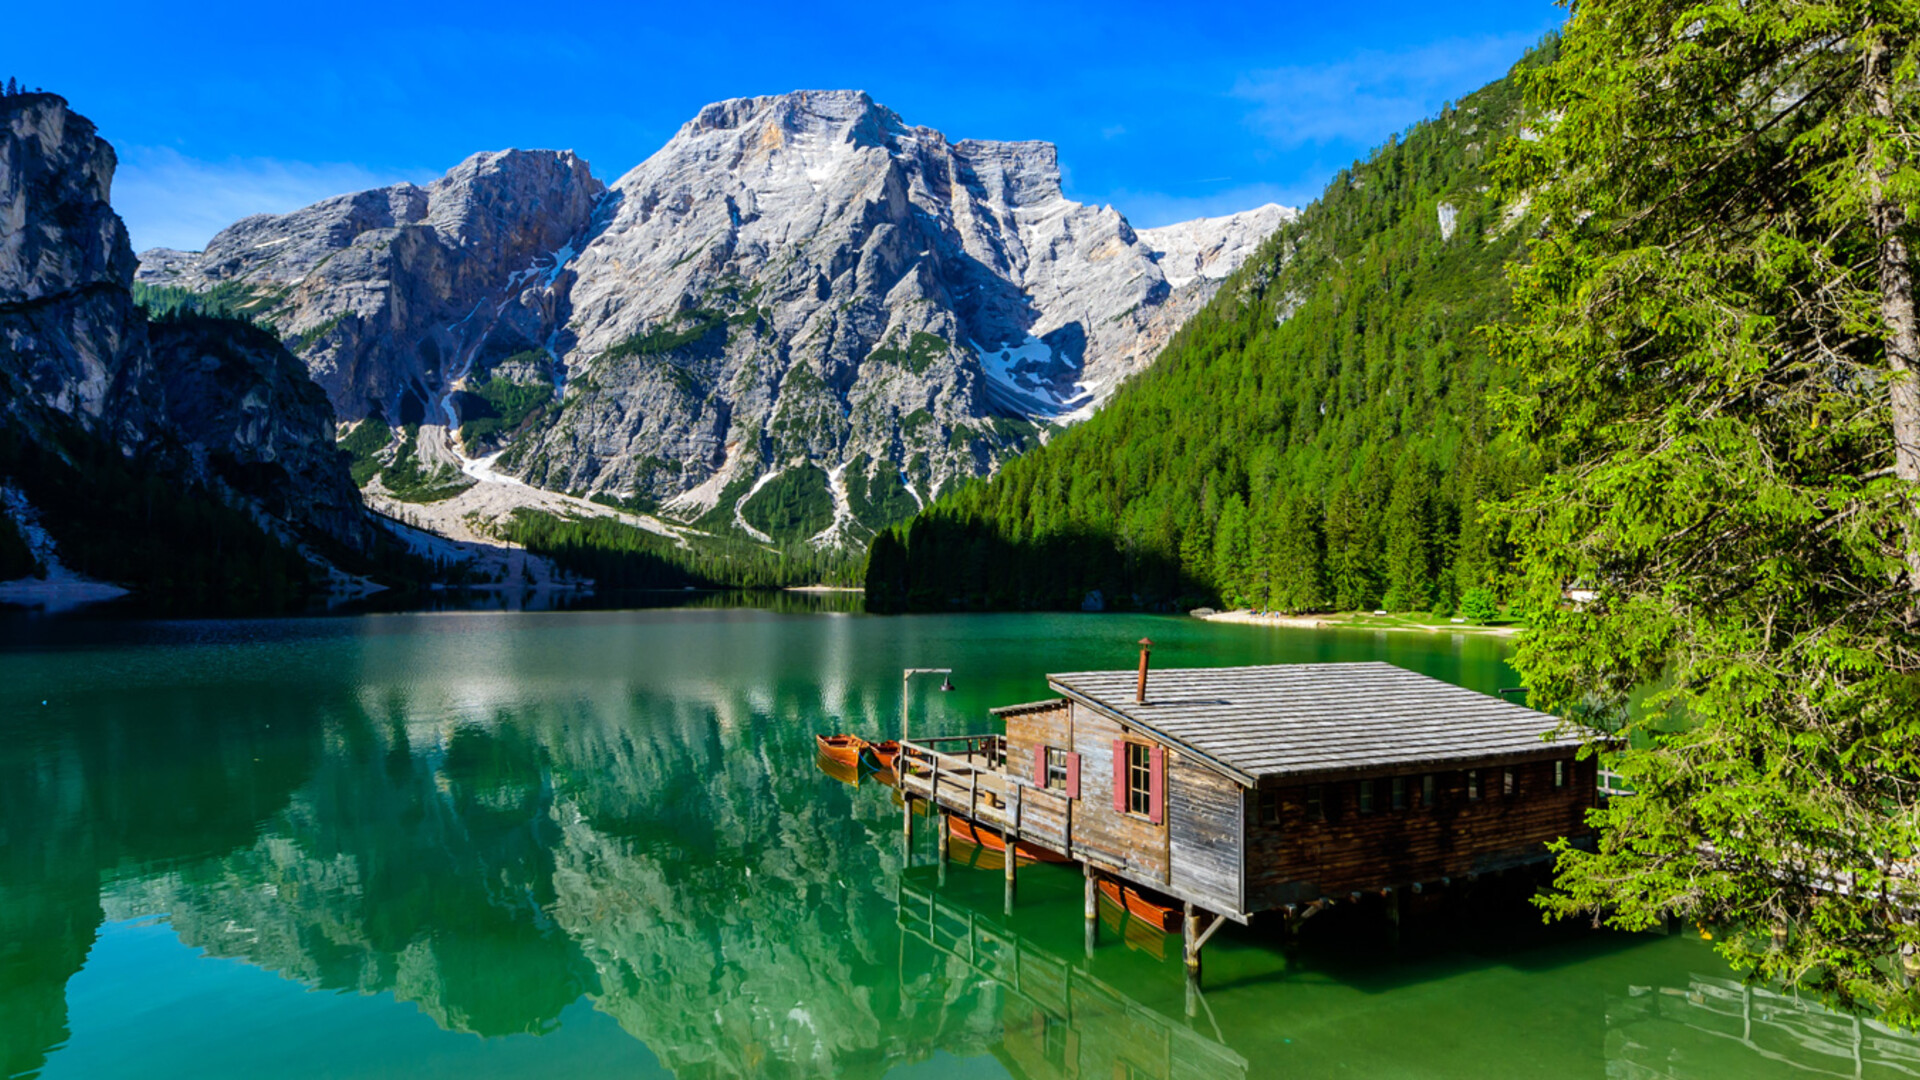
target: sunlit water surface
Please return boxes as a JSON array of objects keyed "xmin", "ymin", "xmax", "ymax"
[{"xmin": 2, "ymin": 605, "xmax": 1913, "ymax": 1079}]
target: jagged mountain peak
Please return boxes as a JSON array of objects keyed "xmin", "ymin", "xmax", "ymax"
[{"xmin": 131, "ymin": 93, "xmax": 1291, "ymax": 548}]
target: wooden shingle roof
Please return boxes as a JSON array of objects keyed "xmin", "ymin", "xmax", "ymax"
[{"xmin": 1045, "ymin": 661, "xmax": 1582, "ymax": 786}]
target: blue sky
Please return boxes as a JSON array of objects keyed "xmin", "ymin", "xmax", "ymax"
[{"xmin": 15, "ymin": 1, "xmax": 1565, "ymax": 252}]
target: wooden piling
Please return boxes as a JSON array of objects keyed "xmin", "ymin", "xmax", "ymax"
[
  {"xmin": 1084, "ymin": 863, "xmax": 1098, "ymax": 956},
  {"xmin": 1183, "ymin": 902, "xmax": 1201, "ymax": 982}
]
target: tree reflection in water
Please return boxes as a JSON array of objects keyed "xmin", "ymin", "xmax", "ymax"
[{"xmin": 6, "ymin": 610, "xmax": 1920, "ymax": 1079}]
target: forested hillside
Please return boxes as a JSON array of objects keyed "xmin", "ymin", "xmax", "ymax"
[{"xmin": 866, "ymin": 49, "xmax": 1547, "ymax": 613}]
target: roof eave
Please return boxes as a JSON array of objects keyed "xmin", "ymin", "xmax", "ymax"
[
  {"xmin": 1047, "ymin": 680, "xmax": 1258, "ymax": 787},
  {"xmin": 989, "ymin": 698, "xmax": 1067, "ymax": 718}
]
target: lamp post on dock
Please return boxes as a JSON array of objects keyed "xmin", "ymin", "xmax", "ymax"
[
  {"xmin": 900, "ymin": 667, "xmax": 954, "ymax": 743},
  {"xmin": 900, "ymin": 667, "xmax": 954, "ymax": 854}
]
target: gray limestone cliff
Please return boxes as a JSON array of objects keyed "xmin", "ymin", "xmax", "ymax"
[
  {"xmin": 139, "ymin": 91, "xmax": 1289, "ymax": 544},
  {"xmin": 0, "ymin": 93, "xmax": 153, "ymax": 448},
  {"xmin": 139, "ymin": 148, "xmax": 604, "ymax": 425},
  {"xmin": 0, "ymin": 92, "xmax": 375, "ymax": 567}
]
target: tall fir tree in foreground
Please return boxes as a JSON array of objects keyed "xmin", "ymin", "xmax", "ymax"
[{"xmin": 1493, "ymin": 0, "xmax": 1920, "ymax": 1022}]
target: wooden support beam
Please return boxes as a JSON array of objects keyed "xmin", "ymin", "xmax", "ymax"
[
  {"xmin": 1183, "ymin": 903, "xmax": 1227, "ymax": 985},
  {"xmin": 1193, "ymin": 910, "xmax": 1228, "ymax": 952}
]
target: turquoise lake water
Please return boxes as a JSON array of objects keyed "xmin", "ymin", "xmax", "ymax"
[{"xmin": 2, "ymin": 604, "xmax": 1913, "ymax": 1078}]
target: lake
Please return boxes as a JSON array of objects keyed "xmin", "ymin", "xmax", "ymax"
[{"xmin": 2, "ymin": 604, "xmax": 1913, "ymax": 1078}]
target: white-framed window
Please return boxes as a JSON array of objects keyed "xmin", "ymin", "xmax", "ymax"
[
  {"xmin": 1390, "ymin": 776, "xmax": 1407, "ymax": 811},
  {"xmin": 1047, "ymin": 747, "xmax": 1069, "ymax": 790},
  {"xmin": 1126, "ymin": 742, "xmax": 1153, "ymax": 816},
  {"xmin": 1554, "ymin": 760, "xmax": 1567, "ymax": 789},
  {"xmin": 1307, "ymin": 784, "xmax": 1326, "ymax": 821},
  {"xmin": 1503, "ymin": 768, "xmax": 1516, "ymax": 796},
  {"xmin": 1467, "ymin": 769, "xmax": 1481, "ymax": 801},
  {"xmin": 1357, "ymin": 779, "xmax": 1376, "ymax": 814}
]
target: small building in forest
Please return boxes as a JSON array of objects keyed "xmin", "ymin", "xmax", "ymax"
[{"xmin": 900, "ymin": 656, "xmax": 1599, "ymax": 941}]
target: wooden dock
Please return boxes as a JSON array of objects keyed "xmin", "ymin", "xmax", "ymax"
[
  {"xmin": 898, "ymin": 655, "xmax": 1602, "ymax": 984},
  {"xmin": 898, "ymin": 735, "xmax": 1075, "ymax": 859}
]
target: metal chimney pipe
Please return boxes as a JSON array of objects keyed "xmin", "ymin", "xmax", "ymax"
[{"xmin": 1136, "ymin": 638, "xmax": 1153, "ymax": 704}]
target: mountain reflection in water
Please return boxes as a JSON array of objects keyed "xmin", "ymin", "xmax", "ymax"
[{"xmin": 3, "ymin": 608, "xmax": 1918, "ymax": 1079}]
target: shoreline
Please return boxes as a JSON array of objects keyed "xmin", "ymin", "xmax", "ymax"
[{"xmin": 1198, "ymin": 608, "xmax": 1523, "ymax": 637}]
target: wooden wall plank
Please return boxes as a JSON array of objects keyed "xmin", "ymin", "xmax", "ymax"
[
  {"xmin": 1168, "ymin": 756, "xmax": 1242, "ymax": 913},
  {"xmin": 1243, "ymin": 757, "xmax": 1598, "ymax": 910}
]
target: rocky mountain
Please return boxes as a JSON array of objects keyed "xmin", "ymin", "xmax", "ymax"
[
  {"xmin": 0, "ymin": 91, "xmax": 153, "ymax": 448},
  {"xmin": 865, "ymin": 61, "xmax": 1544, "ymax": 613},
  {"xmin": 141, "ymin": 90, "xmax": 1290, "ymax": 544},
  {"xmin": 0, "ymin": 90, "xmax": 380, "ymax": 602},
  {"xmin": 135, "ymin": 148, "xmax": 603, "ymax": 424}
]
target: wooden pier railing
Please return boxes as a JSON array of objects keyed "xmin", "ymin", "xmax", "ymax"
[{"xmin": 899, "ymin": 737, "xmax": 1074, "ymax": 856}]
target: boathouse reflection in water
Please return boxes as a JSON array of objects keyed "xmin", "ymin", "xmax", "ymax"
[
  {"xmin": 8, "ymin": 609, "xmax": 1920, "ymax": 1078},
  {"xmin": 896, "ymin": 870, "xmax": 1247, "ymax": 1080}
]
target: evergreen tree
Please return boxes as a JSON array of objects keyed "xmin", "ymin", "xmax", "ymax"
[
  {"xmin": 1381, "ymin": 459, "xmax": 1436, "ymax": 611},
  {"xmin": 1492, "ymin": 0, "xmax": 1920, "ymax": 1023},
  {"xmin": 866, "ymin": 50, "xmax": 1549, "ymax": 613},
  {"xmin": 1267, "ymin": 492, "xmax": 1328, "ymax": 613},
  {"xmin": 1325, "ymin": 481, "xmax": 1383, "ymax": 612},
  {"xmin": 1211, "ymin": 494, "xmax": 1251, "ymax": 606}
]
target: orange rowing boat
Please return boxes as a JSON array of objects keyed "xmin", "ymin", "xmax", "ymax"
[
  {"xmin": 1097, "ymin": 878, "xmax": 1182, "ymax": 933},
  {"xmin": 864, "ymin": 739, "xmax": 901, "ymax": 769},
  {"xmin": 816, "ymin": 733, "xmax": 869, "ymax": 766},
  {"xmin": 944, "ymin": 815, "xmax": 1071, "ymax": 864}
]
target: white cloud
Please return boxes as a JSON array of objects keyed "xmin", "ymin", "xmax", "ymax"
[
  {"xmin": 1232, "ymin": 32, "xmax": 1539, "ymax": 149},
  {"xmin": 111, "ymin": 146, "xmax": 439, "ymax": 252}
]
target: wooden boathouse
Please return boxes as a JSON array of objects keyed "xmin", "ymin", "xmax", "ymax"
[{"xmin": 898, "ymin": 647, "xmax": 1598, "ymax": 979}]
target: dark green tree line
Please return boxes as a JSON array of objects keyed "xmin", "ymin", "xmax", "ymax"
[{"xmin": 866, "ymin": 49, "xmax": 1551, "ymax": 613}]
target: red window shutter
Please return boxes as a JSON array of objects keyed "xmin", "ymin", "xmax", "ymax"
[
  {"xmin": 1034, "ymin": 745, "xmax": 1048, "ymax": 786},
  {"xmin": 1113, "ymin": 740, "xmax": 1127, "ymax": 813},
  {"xmin": 1149, "ymin": 747, "xmax": 1165, "ymax": 825},
  {"xmin": 1066, "ymin": 752, "xmax": 1081, "ymax": 800}
]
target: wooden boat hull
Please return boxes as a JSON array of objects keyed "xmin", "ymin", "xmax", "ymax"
[
  {"xmin": 867, "ymin": 740, "xmax": 901, "ymax": 764},
  {"xmin": 944, "ymin": 815, "xmax": 1071, "ymax": 864},
  {"xmin": 1098, "ymin": 878, "xmax": 1182, "ymax": 934},
  {"xmin": 814, "ymin": 752, "xmax": 862, "ymax": 787},
  {"xmin": 815, "ymin": 733, "xmax": 868, "ymax": 767}
]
